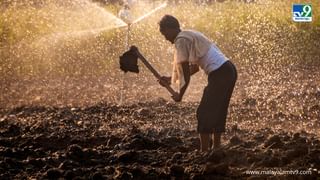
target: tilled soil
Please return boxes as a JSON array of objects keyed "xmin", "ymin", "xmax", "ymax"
[
  {"xmin": 0, "ymin": 63, "xmax": 319, "ymax": 179},
  {"xmin": 0, "ymin": 99, "xmax": 319, "ymax": 179}
]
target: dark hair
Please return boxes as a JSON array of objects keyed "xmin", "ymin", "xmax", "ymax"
[{"xmin": 159, "ymin": 15, "xmax": 180, "ymax": 29}]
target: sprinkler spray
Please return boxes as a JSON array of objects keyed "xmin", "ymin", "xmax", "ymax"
[
  {"xmin": 117, "ymin": 2, "xmax": 167, "ymax": 105},
  {"xmin": 118, "ymin": 3, "xmax": 133, "ymax": 105}
]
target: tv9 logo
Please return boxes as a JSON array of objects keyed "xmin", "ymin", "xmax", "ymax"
[{"xmin": 293, "ymin": 4, "xmax": 312, "ymax": 22}]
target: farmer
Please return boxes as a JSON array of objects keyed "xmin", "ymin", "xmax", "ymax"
[{"xmin": 158, "ymin": 15, "xmax": 237, "ymax": 152}]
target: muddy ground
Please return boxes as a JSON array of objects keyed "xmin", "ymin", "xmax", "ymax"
[{"xmin": 0, "ymin": 65, "xmax": 320, "ymax": 179}]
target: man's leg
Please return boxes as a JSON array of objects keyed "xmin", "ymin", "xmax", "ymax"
[
  {"xmin": 213, "ymin": 132, "xmax": 221, "ymax": 148},
  {"xmin": 200, "ymin": 133, "xmax": 211, "ymax": 152}
]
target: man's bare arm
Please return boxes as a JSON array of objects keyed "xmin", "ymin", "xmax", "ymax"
[{"xmin": 171, "ymin": 61, "xmax": 191, "ymax": 102}]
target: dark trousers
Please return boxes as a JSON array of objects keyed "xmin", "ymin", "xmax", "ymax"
[{"xmin": 196, "ymin": 61, "xmax": 237, "ymax": 133}]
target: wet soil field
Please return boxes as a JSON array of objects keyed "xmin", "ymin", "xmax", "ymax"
[{"xmin": 0, "ymin": 65, "xmax": 319, "ymax": 179}]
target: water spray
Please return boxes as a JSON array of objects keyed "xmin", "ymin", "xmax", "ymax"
[
  {"xmin": 117, "ymin": 2, "xmax": 167, "ymax": 105},
  {"xmin": 132, "ymin": 2, "xmax": 167, "ymax": 24}
]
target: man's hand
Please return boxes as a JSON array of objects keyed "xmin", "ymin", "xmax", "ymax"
[
  {"xmin": 171, "ymin": 92, "xmax": 182, "ymax": 102},
  {"xmin": 158, "ymin": 76, "xmax": 171, "ymax": 87},
  {"xmin": 158, "ymin": 76, "xmax": 181, "ymax": 102}
]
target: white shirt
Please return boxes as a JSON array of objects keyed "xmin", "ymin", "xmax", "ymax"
[
  {"xmin": 198, "ymin": 43, "xmax": 228, "ymax": 74},
  {"xmin": 174, "ymin": 30, "xmax": 228, "ymax": 74}
]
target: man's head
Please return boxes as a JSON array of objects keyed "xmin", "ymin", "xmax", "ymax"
[{"xmin": 159, "ymin": 15, "xmax": 181, "ymax": 44}]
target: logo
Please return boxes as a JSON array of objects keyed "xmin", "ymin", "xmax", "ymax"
[{"xmin": 293, "ymin": 4, "xmax": 312, "ymax": 22}]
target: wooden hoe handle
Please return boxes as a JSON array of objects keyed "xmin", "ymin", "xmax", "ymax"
[{"xmin": 132, "ymin": 47, "xmax": 176, "ymax": 96}]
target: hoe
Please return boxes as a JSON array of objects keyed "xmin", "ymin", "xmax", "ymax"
[{"xmin": 119, "ymin": 46, "xmax": 176, "ymax": 96}]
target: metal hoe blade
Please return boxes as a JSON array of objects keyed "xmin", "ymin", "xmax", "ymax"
[{"xmin": 119, "ymin": 46, "xmax": 176, "ymax": 96}]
